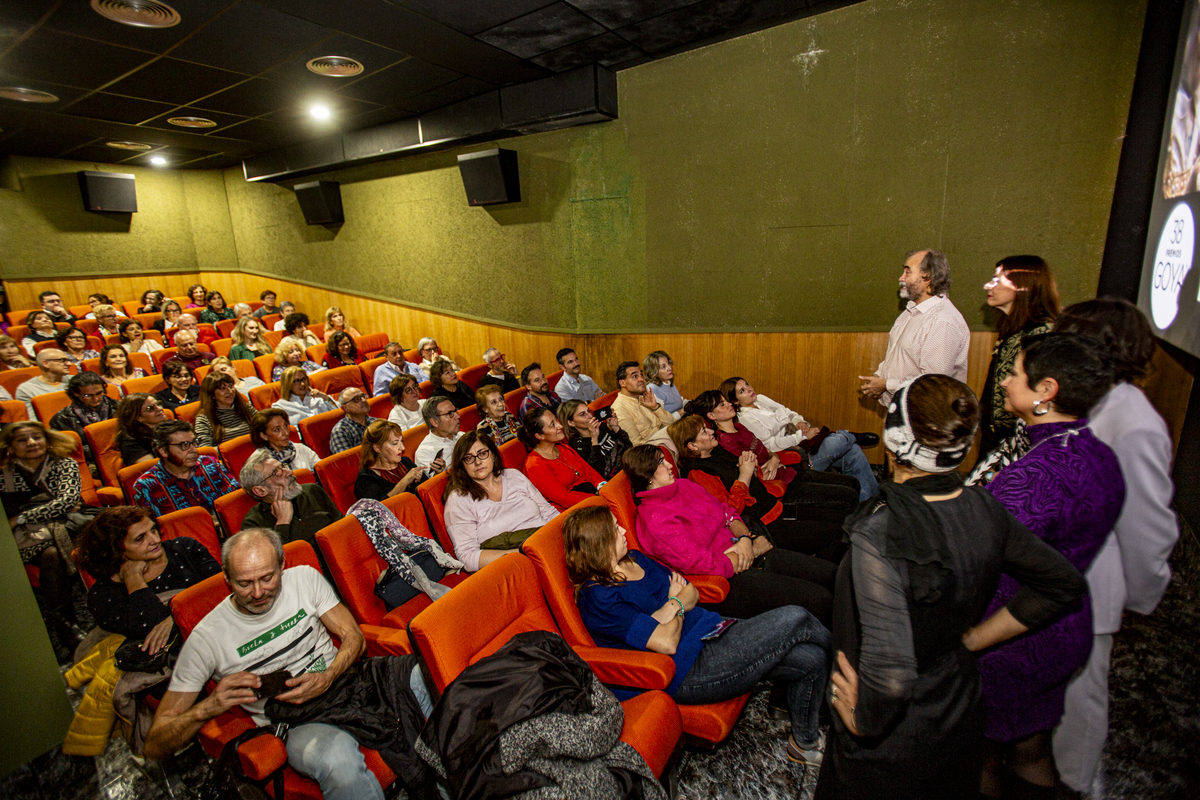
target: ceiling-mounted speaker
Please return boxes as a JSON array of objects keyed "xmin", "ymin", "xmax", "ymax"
[
  {"xmin": 293, "ymin": 180, "xmax": 343, "ymax": 225},
  {"xmin": 457, "ymin": 148, "xmax": 519, "ymax": 206},
  {"xmin": 78, "ymin": 170, "xmax": 136, "ymax": 213}
]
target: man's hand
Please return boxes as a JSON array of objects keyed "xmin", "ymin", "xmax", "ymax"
[
  {"xmin": 201, "ymin": 673, "xmax": 261, "ymax": 719},
  {"xmin": 270, "ymin": 483, "xmax": 294, "ymax": 525},
  {"xmin": 275, "ymin": 670, "xmax": 334, "ymax": 705},
  {"xmin": 504, "ymin": 361, "xmax": 518, "ymax": 375},
  {"xmin": 429, "ymin": 456, "xmax": 446, "ymax": 474},
  {"xmin": 639, "ymin": 386, "xmax": 659, "ymax": 409},
  {"xmin": 858, "ymin": 375, "xmax": 886, "ymax": 398},
  {"xmin": 724, "ymin": 537, "xmax": 754, "ymax": 573},
  {"xmin": 142, "ymin": 616, "xmax": 175, "ymax": 654}
]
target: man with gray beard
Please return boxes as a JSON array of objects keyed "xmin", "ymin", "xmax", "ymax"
[{"xmin": 239, "ymin": 449, "xmax": 341, "ymax": 554}]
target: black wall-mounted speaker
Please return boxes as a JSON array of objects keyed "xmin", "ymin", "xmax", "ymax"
[
  {"xmin": 457, "ymin": 148, "xmax": 520, "ymax": 206},
  {"xmin": 293, "ymin": 180, "xmax": 343, "ymax": 225},
  {"xmin": 78, "ymin": 171, "xmax": 136, "ymax": 213}
]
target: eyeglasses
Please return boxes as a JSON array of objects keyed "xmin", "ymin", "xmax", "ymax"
[
  {"xmin": 77, "ymin": 390, "xmax": 105, "ymax": 400},
  {"xmin": 461, "ymin": 450, "xmax": 492, "ymax": 466},
  {"xmin": 487, "ymin": 353, "xmax": 506, "ymax": 364},
  {"xmin": 266, "ymin": 464, "xmax": 288, "ymax": 479},
  {"xmin": 344, "ymin": 394, "xmax": 367, "ymax": 404},
  {"xmin": 41, "ymin": 357, "xmax": 67, "ymax": 363},
  {"xmin": 170, "ymin": 439, "xmax": 197, "ymax": 450},
  {"xmin": 142, "ymin": 402, "xmax": 162, "ymax": 411},
  {"xmin": 435, "ymin": 408, "xmax": 459, "ymax": 419}
]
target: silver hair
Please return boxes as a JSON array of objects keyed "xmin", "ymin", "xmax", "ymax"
[
  {"xmin": 239, "ymin": 447, "xmax": 275, "ymax": 492},
  {"xmin": 422, "ymin": 396, "xmax": 451, "ymax": 429},
  {"xmin": 483, "ymin": 347, "xmax": 500, "ymax": 363},
  {"xmin": 221, "ymin": 528, "xmax": 284, "ymax": 580},
  {"xmin": 906, "ymin": 248, "xmax": 951, "ymax": 296},
  {"xmin": 234, "ymin": 302, "xmax": 252, "ymax": 314}
]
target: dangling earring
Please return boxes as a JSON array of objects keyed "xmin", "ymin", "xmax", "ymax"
[{"xmin": 1032, "ymin": 399, "xmax": 1051, "ymax": 417}]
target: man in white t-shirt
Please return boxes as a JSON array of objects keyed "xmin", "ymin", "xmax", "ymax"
[{"xmin": 143, "ymin": 530, "xmax": 391, "ymax": 799}]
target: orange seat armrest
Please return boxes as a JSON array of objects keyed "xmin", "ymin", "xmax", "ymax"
[
  {"xmin": 688, "ymin": 574, "xmax": 729, "ymax": 603},
  {"xmin": 362, "ymin": 624, "xmax": 412, "ymax": 656},
  {"xmin": 572, "ymin": 645, "xmax": 675, "ymax": 691},
  {"xmin": 236, "ymin": 734, "xmax": 289, "ymax": 780}
]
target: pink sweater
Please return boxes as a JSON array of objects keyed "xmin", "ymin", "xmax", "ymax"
[{"xmin": 635, "ymin": 478, "xmax": 741, "ymax": 578}]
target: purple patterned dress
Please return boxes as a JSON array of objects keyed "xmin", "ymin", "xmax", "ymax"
[{"xmin": 980, "ymin": 419, "xmax": 1125, "ymax": 741}]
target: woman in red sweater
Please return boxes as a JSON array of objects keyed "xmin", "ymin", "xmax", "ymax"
[{"xmin": 519, "ymin": 407, "xmax": 605, "ymax": 512}]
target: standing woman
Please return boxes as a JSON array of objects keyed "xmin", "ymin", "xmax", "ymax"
[
  {"xmin": 56, "ymin": 327, "xmax": 99, "ymax": 368},
  {"xmin": 250, "ymin": 408, "xmax": 320, "ymax": 472},
  {"xmin": 119, "ymin": 319, "xmax": 163, "ymax": 361},
  {"xmin": 323, "ymin": 331, "xmax": 364, "ymax": 369},
  {"xmin": 323, "ymin": 306, "xmax": 361, "ymax": 342},
  {"xmin": 194, "ymin": 373, "xmax": 254, "ymax": 448},
  {"xmin": 184, "ymin": 284, "xmax": 207, "ymax": 309},
  {"xmin": 23, "ymin": 311, "xmax": 61, "ymax": 356},
  {"xmin": 155, "ymin": 361, "xmax": 200, "ymax": 413},
  {"xmin": 228, "ymin": 316, "xmax": 272, "ymax": 362},
  {"xmin": 558, "ymin": 399, "xmax": 631, "ymax": 480},
  {"xmin": 814, "ymin": 375, "xmax": 1088, "ymax": 800},
  {"xmin": 977, "ymin": 333, "xmax": 1124, "ymax": 798},
  {"xmin": 198, "ymin": 291, "xmax": 236, "ymax": 324},
  {"xmin": 153, "ymin": 301, "xmax": 183, "ymax": 336},
  {"xmin": 98, "ymin": 343, "xmax": 145, "ymax": 386},
  {"xmin": 643, "ymin": 350, "xmax": 685, "ymax": 417},
  {"xmin": 354, "ymin": 420, "xmax": 423, "ymax": 501},
  {"xmin": 520, "ymin": 407, "xmax": 606, "ymax": 512},
  {"xmin": 978, "ymin": 255, "xmax": 1060, "ymax": 459}
]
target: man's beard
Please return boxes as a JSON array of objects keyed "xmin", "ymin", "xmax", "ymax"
[
  {"xmin": 233, "ymin": 588, "xmax": 279, "ymax": 615},
  {"xmin": 283, "ymin": 479, "xmax": 303, "ymax": 501}
]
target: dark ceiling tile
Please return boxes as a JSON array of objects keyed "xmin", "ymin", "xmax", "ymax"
[
  {"xmin": 529, "ymin": 32, "xmax": 644, "ymax": 72},
  {"xmin": 0, "ymin": 127, "xmax": 98, "ymax": 159},
  {"xmin": 0, "ymin": 19, "xmax": 31, "ymax": 46},
  {"xmin": 565, "ymin": 0, "xmax": 702, "ymax": 29},
  {"xmin": 141, "ymin": 107, "xmax": 248, "ymax": 134},
  {"xmin": 614, "ymin": 0, "xmax": 754, "ymax": 53},
  {"xmin": 40, "ymin": 0, "xmax": 228, "ymax": 54},
  {"xmin": 336, "ymin": 57, "xmax": 461, "ymax": 103},
  {"xmin": 343, "ymin": 105, "xmax": 413, "ymax": 131},
  {"xmin": 107, "ymin": 57, "xmax": 249, "ymax": 106},
  {"xmin": 62, "ymin": 92, "xmax": 178, "ymax": 125},
  {"xmin": 188, "ymin": 77, "xmax": 291, "ymax": 116},
  {"xmin": 260, "ymin": 93, "xmax": 381, "ymax": 125},
  {"xmin": 401, "ymin": 76, "xmax": 495, "ymax": 114},
  {"xmin": 259, "ymin": 32, "xmax": 408, "ymax": 94},
  {"xmin": 216, "ymin": 117, "xmax": 307, "ymax": 147},
  {"xmin": 0, "ymin": 76, "xmax": 88, "ymax": 106},
  {"xmin": 0, "ymin": 28, "xmax": 154, "ymax": 89},
  {"xmin": 477, "ymin": 3, "xmax": 607, "ymax": 59},
  {"xmin": 0, "ymin": 2, "xmax": 56, "ymax": 27},
  {"xmin": 168, "ymin": 1, "xmax": 332, "ymax": 75},
  {"xmin": 176, "ymin": 152, "xmax": 241, "ymax": 168},
  {"xmin": 401, "ymin": 0, "xmax": 557, "ymax": 36},
  {"xmin": 61, "ymin": 144, "xmax": 151, "ymax": 165}
]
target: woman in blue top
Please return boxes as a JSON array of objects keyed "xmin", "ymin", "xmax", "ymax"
[{"xmin": 564, "ymin": 504, "xmax": 831, "ymax": 766}]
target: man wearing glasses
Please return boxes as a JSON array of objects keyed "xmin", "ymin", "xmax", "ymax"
[
  {"xmin": 414, "ymin": 398, "xmax": 460, "ymax": 470},
  {"xmin": 328, "ymin": 388, "xmax": 380, "ymax": 454},
  {"xmin": 239, "ymin": 450, "xmax": 341, "ymax": 567},
  {"xmin": 477, "ymin": 348, "xmax": 519, "ymax": 394},
  {"xmin": 39, "ymin": 291, "xmax": 77, "ymax": 324},
  {"xmin": 132, "ymin": 420, "xmax": 239, "ymax": 518},
  {"xmin": 372, "ymin": 342, "xmax": 427, "ymax": 396},
  {"xmin": 16, "ymin": 348, "xmax": 73, "ymax": 418}
]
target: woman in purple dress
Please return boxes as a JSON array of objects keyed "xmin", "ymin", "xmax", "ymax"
[{"xmin": 979, "ymin": 332, "xmax": 1125, "ymax": 798}]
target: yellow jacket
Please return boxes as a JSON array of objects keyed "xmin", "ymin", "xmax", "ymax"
[{"xmin": 62, "ymin": 634, "xmax": 125, "ymax": 756}]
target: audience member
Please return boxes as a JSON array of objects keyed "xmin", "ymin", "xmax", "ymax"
[
  {"xmin": 566, "ymin": 505, "xmax": 830, "ymax": 767},
  {"xmin": 92, "ymin": 304, "xmax": 123, "ymax": 337},
  {"xmin": 520, "ymin": 407, "xmax": 605, "ymax": 511},
  {"xmin": 155, "ymin": 361, "xmax": 200, "ymax": 413},
  {"xmin": 39, "ymin": 291, "xmax": 77, "ymax": 324},
  {"xmin": 138, "ymin": 290, "xmax": 164, "ymax": 314},
  {"xmin": 251, "ymin": 408, "xmax": 320, "ymax": 472},
  {"xmin": 56, "ymin": 326, "xmax": 99, "ymax": 368},
  {"xmin": 153, "ymin": 301, "xmax": 183, "ymax": 335},
  {"xmin": 233, "ymin": 302, "xmax": 252, "ymax": 319},
  {"xmin": 163, "ymin": 329, "xmax": 216, "ymax": 374},
  {"xmin": 373, "ymin": 342, "xmax": 426, "ymax": 395},
  {"xmin": 210, "ymin": 357, "xmax": 265, "ymax": 397},
  {"xmin": 168, "ymin": 314, "xmax": 219, "ymax": 347},
  {"xmin": 429, "ymin": 360, "xmax": 475, "ymax": 409},
  {"xmin": 272, "ymin": 338, "xmax": 325, "ymax": 381},
  {"xmin": 643, "ymin": 350, "xmax": 685, "ymax": 416},
  {"xmin": 815, "ymin": 374, "xmax": 1086, "ymax": 800},
  {"xmin": 558, "ymin": 399, "xmax": 631, "ymax": 480},
  {"xmin": 323, "ymin": 306, "xmax": 360, "ymax": 341},
  {"xmin": 387, "ymin": 373, "xmax": 424, "ymax": 430},
  {"xmin": 272, "ymin": 301, "xmax": 296, "ymax": 330},
  {"xmin": 253, "ymin": 290, "xmax": 280, "ymax": 319},
  {"xmin": 859, "ymin": 248, "xmax": 969, "ymax": 405},
  {"xmin": 119, "ymin": 319, "xmax": 163, "ymax": 359},
  {"xmin": 416, "ymin": 337, "xmax": 457, "ymax": 376},
  {"xmin": 228, "ymin": 316, "xmax": 272, "ymax": 361},
  {"xmin": 240, "ymin": 450, "xmax": 342, "ymax": 552},
  {"xmin": 323, "ymin": 331, "xmax": 363, "ymax": 369},
  {"xmin": 283, "ymin": 312, "xmax": 321, "ymax": 349},
  {"xmin": 116, "ymin": 393, "xmax": 165, "ymax": 465},
  {"xmin": 22, "ymin": 310, "xmax": 60, "ymax": 356},
  {"xmin": 329, "ymin": 387, "xmax": 378, "ymax": 454},
  {"xmin": 99, "ymin": 343, "xmax": 144, "ymax": 386},
  {"xmin": 443, "ymin": 432, "xmax": 557, "ymax": 572},
  {"xmin": 611, "ymin": 360, "xmax": 675, "ymax": 446},
  {"xmin": 50, "ymin": 371, "xmax": 114, "ymax": 470},
  {"xmin": 184, "ymin": 284, "xmax": 207, "ymax": 309},
  {"xmin": 272, "ymin": 367, "xmax": 336, "ymax": 425},
  {"xmin": 477, "ymin": 348, "xmax": 519, "ymax": 393},
  {"xmin": 1050, "ymin": 298, "xmax": 1180, "ymax": 791},
  {"xmin": 354, "ymin": 420, "xmax": 423, "ymax": 501},
  {"xmin": 17, "ymin": 349, "xmax": 72, "ymax": 418},
  {"xmin": 132, "ymin": 420, "xmax": 239, "ymax": 517},
  {"xmin": 194, "ymin": 373, "xmax": 254, "ymax": 447},
  {"xmin": 474, "ymin": 385, "xmax": 519, "ymax": 444},
  {"xmin": 83, "ymin": 294, "xmax": 124, "ymax": 320},
  {"xmin": 554, "ymin": 348, "xmax": 603, "ymax": 402},
  {"xmin": 978, "ymin": 255, "xmax": 1060, "ymax": 458},
  {"xmin": 414, "ymin": 397, "xmax": 460, "ymax": 469},
  {"xmin": 0, "ymin": 334, "xmax": 33, "ymax": 369},
  {"xmin": 517, "ymin": 362, "xmax": 561, "ymax": 418}
]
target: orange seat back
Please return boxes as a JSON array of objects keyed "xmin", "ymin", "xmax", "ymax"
[
  {"xmin": 158, "ymin": 507, "xmax": 223, "ymax": 564},
  {"xmin": 418, "ymin": 380, "xmax": 432, "ymax": 399},
  {"xmin": 401, "ymin": 425, "xmax": 429, "ymax": 462},
  {"xmin": 216, "ymin": 320, "xmax": 237, "ymax": 339},
  {"xmin": 174, "ymin": 401, "xmax": 201, "ymax": 424},
  {"xmin": 134, "ymin": 313, "xmax": 160, "ymax": 329},
  {"xmin": 599, "ymin": 471, "xmax": 642, "ymax": 550},
  {"xmin": 403, "ymin": 348, "xmax": 421, "ymax": 365},
  {"xmin": 211, "ymin": 338, "xmax": 233, "ymax": 358},
  {"xmin": 314, "ymin": 448, "xmax": 362, "ymax": 514},
  {"xmin": 498, "ymin": 437, "xmax": 527, "ymax": 472},
  {"xmin": 252, "ymin": 354, "xmax": 277, "ymax": 382},
  {"xmin": 355, "ymin": 333, "xmax": 388, "ymax": 358},
  {"xmin": 7, "ymin": 309, "xmax": 38, "ymax": 325},
  {"xmin": 546, "ymin": 369, "xmax": 564, "ymax": 392},
  {"xmin": 0, "ymin": 400, "xmax": 29, "ymax": 423},
  {"xmin": 247, "ymin": 381, "xmax": 282, "ymax": 410},
  {"xmin": 84, "ymin": 418, "xmax": 124, "ymax": 492},
  {"xmin": 589, "ymin": 390, "xmax": 619, "ymax": 412},
  {"xmin": 60, "ymin": 431, "xmax": 101, "ymax": 508},
  {"xmin": 456, "ymin": 363, "xmax": 489, "ymax": 392},
  {"xmin": 297, "ymin": 408, "xmax": 344, "ymax": 460},
  {"xmin": 504, "ymin": 387, "xmax": 528, "ymax": 417},
  {"xmin": 260, "ymin": 313, "xmax": 282, "ymax": 329},
  {"xmin": 310, "ymin": 365, "xmax": 363, "ymax": 398},
  {"xmin": 305, "ymin": 344, "xmax": 325, "ymax": 363},
  {"xmin": 359, "ymin": 357, "xmax": 385, "ymax": 391},
  {"xmin": 308, "ymin": 323, "xmax": 325, "ymax": 340},
  {"xmin": 121, "ymin": 301, "xmax": 143, "ymax": 317},
  {"xmin": 415, "ymin": 471, "xmax": 452, "ymax": 555},
  {"xmin": 262, "ymin": 330, "xmax": 284, "ymax": 349},
  {"xmin": 457, "ymin": 405, "xmax": 481, "ymax": 432},
  {"xmin": 520, "ymin": 497, "xmax": 607, "ymax": 649},
  {"xmin": 122, "ymin": 374, "xmax": 167, "ymax": 395},
  {"xmin": 68, "ymin": 305, "xmax": 93, "ymax": 318},
  {"xmin": 367, "ymin": 394, "xmax": 394, "ymax": 419},
  {"xmin": 0, "ymin": 366, "xmax": 39, "ymax": 398}
]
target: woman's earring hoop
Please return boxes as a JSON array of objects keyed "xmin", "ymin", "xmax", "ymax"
[{"xmin": 1032, "ymin": 399, "xmax": 1050, "ymax": 417}]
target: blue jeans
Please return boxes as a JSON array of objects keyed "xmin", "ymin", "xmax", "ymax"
[
  {"xmin": 673, "ymin": 606, "xmax": 831, "ymax": 747},
  {"xmin": 811, "ymin": 430, "xmax": 878, "ymax": 501}
]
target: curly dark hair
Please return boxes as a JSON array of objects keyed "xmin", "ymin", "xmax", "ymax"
[
  {"xmin": 1054, "ymin": 298, "xmax": 1155, "ymax": 384},
  {"xmin": 76, "ymin": 506, "xmax": 154, "ymax": 578}
]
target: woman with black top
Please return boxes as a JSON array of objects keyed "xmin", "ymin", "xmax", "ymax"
[
  {"xmin": 429, "ymin": 360, "xmax": 475, "ymax": 409},
  {"xmin": 138, "ymin": 290, "xmax": 163, "ymax": 314},
  {"xmin": 322, "ymin": 331, "xmax": 364, "ymax": 369},
  {"xmin": 155, "ymin": 361, "xmax": 200, "ymax": 413},
  {"xmin": 152, "ymin": 301, "xmax": 182, "ymax": 335},
  {"xmin": 557, "ymin": 399, "xmax": 632, "ymax": 480},
  {"xmin": 813, "ymin": 375, "xmax": 1087, "ymax": 800},
  {"xmin": 49, "ymin": 371, "xmax": 115, "ymax": 473},
  {"xmin": 115, "ymin": 393, "xmax": 166, "ymax": 465},
  {"xmin": 194, "ymin": 373, "xmax": 253, "ymax": 447},
  {"xmin": 354, "ymin": 420, "xmax": 423, "ymax": 501}
]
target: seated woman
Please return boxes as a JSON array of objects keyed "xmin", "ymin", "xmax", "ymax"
[
  {"xmin": 184, "ymin": 283, "xmax": 207, "ymax": 310},
  {"xmin": 138, "ymin": 289, "xmax": 163, "ymax": 314},
  {"xmin": 558, "ymin": 399, "xmax": 632, "ymax": 480},
  {"xmin": 566, "ymin": 505, "xmax": 830, "ymax": 766},
  {"xmin": 271, "ymin": 338, "xmax": 326, "ymax": 381},
  {"xmin": 209, "ymin": 356, "xmax": 265, "ymax": 397},
  {"xmin": 0, "ymin": 422, "xmax": 88, "ymax": 657},
  {"xmin": 443, "ymin": 432, "xmax": 557, "ymax": 573},
  {"xmin": 77, "ymin": 505, "xmax": 220, "ymax": 648},
  {"xmin": 429, "ymin": 360, "xmax": 475, "ymax": 409},
  {"xmin": 119, "ymin": 319, "xmax": 163, "ymax": 360},
  {"xmin": 98, "ymin": 344, "xmax": 145, "ymax": 386},
  {"xmin": 387, "ymin": 374, "xmax": 424, "ymax": 430},
  {"xmin": 198, "ymin": 290, "xmax": 236, "ymax": 324},
  {"xmin": 722, "ymin": 376, "xmax": 878, "ymax": 501},
  {"xmin": 115, "ymin": 393, "xmax": 165, "ymax": 465},
  {"xmin": 250, "ymin": 408, "xmax": 320, "ymax": 471},
  {"xmin": 194, "ymin": 373, "xmax": 254, "ymax": 447},
  {"xmin": 474, "ymin": 385, "xmax": 519, "ymax": 444},
  {"xmin": 49, "ymin": 372, "xmax": 115, "ymax": 472},
  {"xmin": 416, "ymin": 336, "xmax": 458, "ymax": 376},
  {"xmin": 55, "ymin": 326, "xmax": 98, "ymax": 368},
  {"xmin": 282, "ymin": 312, "xmax": 322, "ymax": 349},
  {"xmin": 323, "ymin": 331, "xmax": 364, "ymax": 369},
  {"xmin": 323, "ymin": 306, "xmax": 361, "ymax": 342},
  {"xmin": 22, "ymin": 310, "xmax": 60, "ymax": 357},
  {"xmin": 271, "ymin": 366, "xmax": 336, "ymax": 425},
  {"xmin": 228, "ymin": 316, "xmax": 272, "ymax": 362},
  {"xmin": 92, "ymin": 305, "xmax": 122, "ymax": 338},
  {"xmin": 0, "ymin": 334, "xmax": 34, "ymax": 369},
  {"xmin": 670, "ymin": 415, "xmax": 843, "ymax": 560},
  {"xmin": 643, "ymin": 350, "xmax": 685, "ymax": 417},
  {"xmin": 152, "ymin": 301, "xmax": 182, "ymax": 335},
  {"xmin": 155, "ymin": 361, "xmax": 200, "ymax": 413},
  {"xmin": 272, "ymin": 301, "xmax": 295, "ymax": 331},
  {"xmin": 85, "ymin": 294, "xmax": 124, "ymax": 319},
  {"xmin": 354, "ymin": 420, "xmax": 424, "ymax": 501},
  {"xmin": 520, "ymin": 407, "xmax": 605, "ymax": 512},
  {"xmin": 622, "ymin": 444, "xmax": 837, "ymax": 625}
]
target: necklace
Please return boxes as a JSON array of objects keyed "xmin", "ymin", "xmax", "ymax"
[{"xmin": 1024, "ymin": 426, "xmax": 1080, "ymax": 457}]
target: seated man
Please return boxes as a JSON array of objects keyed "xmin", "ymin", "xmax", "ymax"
[
  {"xmin": 372, "ymin": 342, "xmax": 427, "ymax": 396},
  {"xmin": 283, "ymin": 312, "xmax": 321, "ymax": 349},
  {"xmin": 83, "ymin": 293, "xmax": 127, "ymax": 319},
  {"xmin": 233, "ymin": 302, "xmax": 253, "ymax": 319},
  {"xmin": 610, "ymin": 361, "xmax": 675, "ymax": 447},
  {"xmin": 39, "ymin": 290, "xmax": 77, "ymax": 324},
  {"xmin": 166, "ymin": 313, "xmax": 220, "ymax": 347},
  {"xmin": 329, "ymin": 387, "xmax": 379, "ymax": 454},
  {"xmin": 143, "ymin": 529, "xmax": 432, "ymax": 800},
  {"xmin": 413, "ymin": 397, "xmax": 459, "ymax": 471},
  {"xmin": 273, "ymin": 301, "xmax": 296, "ymax": 331},
  {"xmin": 554, "ymin": 348, "xmax": 603, "ymax": 403},
  {"xmin": 477, "ymin": 348, "xmax": 519, "ymax": 393},
  {"xmin": 163, "ymin": 330, "xmax": 216, "ymax": 374},
  {"xmin": 240, "ymin": 450, "xmax": 342, "ymax": 551},
  {"xmin": 517, "ymin": 362, "xmax": 560, "ymax": 418},
  {"xmin": 16, "ymin": 348, "xmax": 73, "ymax": 418},
  {"xmin": 253, "ymin": 290, "xmax": 281, "ymax": 319},
  {"xmin": 132, "ymin": 420, "xmax": 240, "ymax": 517}
]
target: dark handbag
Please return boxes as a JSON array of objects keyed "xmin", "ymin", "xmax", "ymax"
[
  {"xmin": 113, "ymin": 629, "xmax": 181, "ymax": 673},
  {"xmin": 374, "ymin": 550, "xmax": 445, "ymax": 610},
  {"xmin": 194, "ymin": 726, "xmax": 287, "ymax": 800}
]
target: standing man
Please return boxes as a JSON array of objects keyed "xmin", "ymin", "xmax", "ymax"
[
  {"xmin": 372, "ymin": 343, "xmax": 427, "ymax": 396},
  {"xmin": 517, "ymin": 363, "xmax": 561, "ymax": 418},
  {"xmin": 413, "ymin": 398, "xmax": 459, "ymax": 470},
  {"xmin": 555, "ymin": 348, "xmax": 603, "ymax": 403},
  {"xmin": 477, "ymin": 348, "xmax": 519, "ymax": 394},
  {"xmin": 39, "ymin": 291, "xmax": 77, "ymax": 324},
  {"xmin": 859, "ymin": 249, "xmax": 969, "ymax": 406},
  {"xmin": 328, "ymin": 388, "xmax": 379, "ymax": 454},
  {"xmin": 610, "ymin": 361, "xmax": 675, "ymax": 446}
]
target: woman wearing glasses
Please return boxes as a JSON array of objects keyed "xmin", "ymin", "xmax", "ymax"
[
  {"xmin": 354, "ymin": 420, "xmax": 424, "ymax": 501},
  {"xmin": 49, "ymin": 372, "xmax": 114, "ymax": 474},
  {"xmin": 387, "ymin": 374, "xmax": 425, "ymax": 431},
  {"xmin": 55, "ymin": 326, "xmax": 98, "ymax": 368},
  {"xmin": 416, "ymin": 337, "xmax": 458, "ymax": 376},
  {"xmin": 272, "ymin": 366, "xmax": 336, "ymax": 425},
  {"xmin": 155, "ymin": 361, "xmax": 200, "ymax": 413}
]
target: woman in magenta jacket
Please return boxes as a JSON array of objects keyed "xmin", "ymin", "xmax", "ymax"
[{"xmin": 520, "ymin": 407, "xmax": 606, "ymax": 512}]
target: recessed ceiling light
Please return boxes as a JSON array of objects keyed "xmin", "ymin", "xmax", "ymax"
[
  {"xmin": 150, "ymin": 156, "xmax": 167, "ymax": 165},
  {"xmin": 167, "ymin": 116, "xmax": 216, "ymax": 128},
  {"xmin": 0, "ymin": 87, "xmax": 59, "ymax": 103},
  {"xmin": 91, "ymin": 0, "xmax": 181, "ymax": 29},
  {"xmin": 106, "ymin": 140, "xmax": 153, "ymax": 150},
  {"xmin": 309, "ymin": 104, "xmax": 332, "ymax": 120},
  {"xmin": 306, "ymin": 57, "xmax": 364, "ymax": 77}
]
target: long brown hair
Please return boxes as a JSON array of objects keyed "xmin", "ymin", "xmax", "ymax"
[
  {"xmin": 198, "ymin": 373, "xmax": 253, "ymax": 443},
  {"xmin": 444, "ymin": 431, "xmax": 502, "ymax": 502},
  {"xmin": 993, "ymin": 255, "xmax": 1061, "ymax": 339},
  {"xmin": 116, "ymin": 393, "xmax": 158, "ymax": 442},
  {"xmin": 250, "ymin": 408, "xmax": 289, "ymax": 449},
  {"xmin": 563, "ymin": 506, "xmax": 627, "ymax": 597},
  {"xmin": 622, "ymin": 444, "xmax": 665, "ymax": 500},
  {"xmin": 360, "ymin": 420, "xmax": 405, "ymax": 469}
]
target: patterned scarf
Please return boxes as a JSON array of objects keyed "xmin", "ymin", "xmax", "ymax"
[
  {"xmin": 268, "ymin": 443, "xmax": 298, "ymax": 468},
  {"xmin": 348, "ymin": 499, "xmax": 463, "ymax": 600}
]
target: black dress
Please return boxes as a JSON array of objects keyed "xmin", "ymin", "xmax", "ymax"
[
  {"xmin": 566, "ymin": 428, "xmax": 632, "ymax": 480},
  {"xmin": 155, "ymin": 385, "xmax": 200, "ymax": 413},
  {"xmin": 814, "ymin": 487, "xmax": 1086, "ymax": 800},
  {"xmin": 117, "ymin": 431, "xmax": 155, "ymax": 466},
  {"xmin": 432, "ymin": 383, "xmax": 476, "ymax": 410},
  {"xmin": 354, "ymin": 458, "xmax": 419, "ymax": 502}
]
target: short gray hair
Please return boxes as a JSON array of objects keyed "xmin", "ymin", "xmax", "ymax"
[
  {"xmin": 422, "ymin": 396, "xmax": 451, "ymax": 429},
  {"xmin": 239, "ymin": 448, "xmax": 274, "ymax": 493},
  {"xmin": 222, "ymin": 528, "xmax": 283, "ymax": 580},
  {"xmin": 483, "ymin": 347, "xmax": 499, "ymax": 363},
  {"xmin": 907, "ymin": 248, "xmax": 951, "ymax": 296},
  {"xmin": 234, "ymin": 302, "xmax": 252, "ymax": 314},
  {"xmin": 384, "ymin": 341, "xmax": 403, "ymax": 358}
]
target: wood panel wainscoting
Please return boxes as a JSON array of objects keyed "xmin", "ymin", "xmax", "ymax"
[{"xmin": 5, "ymin": 274, "xmax": 204, "ymax": 312}]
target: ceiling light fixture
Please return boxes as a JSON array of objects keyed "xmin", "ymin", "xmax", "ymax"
[
  {"xmin": 0, "ymin": 87, "xmax": 59, "ymax": 103},
  {"xmin": 309, "ymin": 104, "xmax": 332, "ymax": 120},
  {"xmin": 91, "ymin": 0, "xmax": 181, "ymax": 29},
  {"xmin": 150, "ymin": 156, "xmax": 167, "ymax": 165},
  {"xmin": 306, "ymin": 57, "xmax": 364, "ymax": 77},
  {"xmin": 106, "ymin": 141, "xmax": 153, "ymax": 150},
  {"xmin": 167, "ymin": 116, "xmax": 216, "ymax": 128}
]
